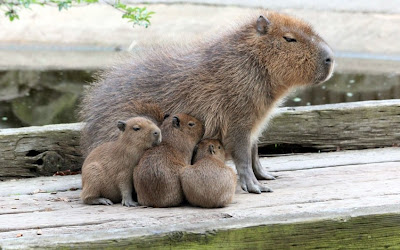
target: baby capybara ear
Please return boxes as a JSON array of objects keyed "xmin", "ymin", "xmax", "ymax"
[
  {"xmin": 256, "ymin": 15, "xmax": 271, "ymax": 35},
  {"xmin": 117, "ymin": 121, "xmax": 126, "ymax": 132},
  {"xmin": 172, "ymin": 116, "xmax": 180, "ymax": 128}
]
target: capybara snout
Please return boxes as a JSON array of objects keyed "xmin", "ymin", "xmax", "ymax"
[{"xmin": 315, "ymin": 42, "xmax": 334, "ymax": 84}]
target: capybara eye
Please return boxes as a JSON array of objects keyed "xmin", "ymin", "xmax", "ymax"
[
  {"xmin": 283, "ymin": 36, "xmax": 297, "ymax": 42},
  {"xmin": 218, "ymin": 146, "xmax": 221, "ymax": 149},
  {"xmin": 188, "ymin": 122, "xmax": 195, "ymax": 127},
  {"xmin": 133, "ymin": 126, "xmax": 141, "ymax": 131}
]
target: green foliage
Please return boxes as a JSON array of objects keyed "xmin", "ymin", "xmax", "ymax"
[
  {"xmin": 115, "ymin": 3, "xmax": 155, "ymax": 28},
  {"xmin": 0, "ymin": 0, "xmax": 154, "ymax": 28},
  {"xmin": 5, "ymin": 9, "xmax": 19, "ymax": 21}
]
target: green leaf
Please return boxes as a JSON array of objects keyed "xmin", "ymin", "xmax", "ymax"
[
  {"xmin": 115, "ymin": 3, "xmax": 126, "ymax": 9},
  {"xmin": 1, "ymin": 0, "xmax": 153, "ymax": 27},
  {"xmin": 57, "ymin": 1, "xmax": 71, "ymax": 11},
  {"xmin": 5, "ymin": 10, "xmax": 19, "ymax": 21}
]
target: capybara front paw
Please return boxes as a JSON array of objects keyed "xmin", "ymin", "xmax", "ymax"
[
  {"xmin": 253, "ymin": 159, "xmax": 277, "ymax": 180},
  {"xmin": 240, "ymin": 175, "xmax": 273, "ymax": 194},
  {"xmin": 122, "ymin": 199, "xmax": 139, "ymax": 207},
  {"xmin": 254, "ymin": 167, "xmax": 277, "ymax": 180}
]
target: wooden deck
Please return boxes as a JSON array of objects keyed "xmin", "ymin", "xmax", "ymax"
[
  {"xmin": 1, "ymin": 99, "xmax": 400, "ymax": 179},
  {"xmin": 1, "ymin": 147, "xmax": 399, "ymax": 249}
]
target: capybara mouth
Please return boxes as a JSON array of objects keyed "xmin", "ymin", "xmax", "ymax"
[
  {"xmin": 315, "ymin": 60, "xmax": 335, "ymax": 85},
  {"xmin": 314, "ymin": 42, "xmax": 334, "ymax": 85},
  {"xmin": 152, "ymin": 138, "xmax": 162, "ymax": 147}
]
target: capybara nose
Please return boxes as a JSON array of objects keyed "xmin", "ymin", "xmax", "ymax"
[
  {"xmin": 315, "ymin": 42, "xmax": 334, "ymax": 84},
  {"xmin": 325, "ymin": 57, "xmax": 333, "ymax": 65},
  {"xmin": 152, "ymin": 130, "xmax": 162, "ymax": 145},
  {"xmin": 153, "ymin": 131, "xmax": 160, "ymax": 140},
  {"xmin": 319, "ymin": 40, "xmax": 334, "ymax": 61},
  {"xmin": 321, "ymin": 45, "xmax": 334, "ymax": 66}
]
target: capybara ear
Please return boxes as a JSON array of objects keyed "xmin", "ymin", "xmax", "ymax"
[
  {"xmin": 256, "ymin": 15, "xmax": 270, "ymax": 35},
  {"xmin": 117, "ymin": 120, "xmax": 126, "ymax": 131},
  {"xmin": 209, "ymin": 144, "xmax": 215, "ymax": 155},
  {"xmin": 172, "ymin": 116, "xmax": 180, "ymax": 128},
  {"xmin": 163, "ymin": 114, "xmax": 170, "ymax": 120}
]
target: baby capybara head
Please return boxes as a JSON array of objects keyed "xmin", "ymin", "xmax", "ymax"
[
  {"xmin": 193, "ymin": 139, "xmax": 225, "ymax": 163},
  {"xmin": 117, "ymin": 117, "xmax": 161, "ymax": 149},
  {"xmin": 161, "ymin": 113, "xmax": 204, "ymax": 146},
  {"xmin": 245, "ymin": 11, "xmax": 334, "ymax": 88}
]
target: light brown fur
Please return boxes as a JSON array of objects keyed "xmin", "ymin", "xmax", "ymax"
[
  {"xmin": 80, "ymin": 10, "xmax": 334, "ymax": 194},
  {"xmin": 133, "ymin": 113, "xmax": 203, "ymax": 208},
  {"xmin": 81, "ymin": 100, "xmax": 165, "ymax": 157},
  {"xmin": 81, "ymin": 117, "xmax": 161, "ymax": 206},
  {"xmin": 181, "ymin": 139, "xmax": 237, "ymax": 208}
]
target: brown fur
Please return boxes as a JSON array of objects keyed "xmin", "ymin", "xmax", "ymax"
[
  {"xmin": 80, "ymin": 10, "xmax": 334, "ymax": 194},
  {"xmin": 81, "ymin": 100, "xmax": 164, "ymax": 156},
  {"xmin": 133, "ymin": 113, "xmax": 203, "ymax": 208},
  {"xmin": 80, "ymin": 117, "xmax": 161, "ymax": 206},
  {"xmin": 181, "ymin": 139, "xmax": 237, "ymax": 208}
]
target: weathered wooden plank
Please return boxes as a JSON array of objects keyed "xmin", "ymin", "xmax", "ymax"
[
  {"xmin": 0, "ymin": 155, "xmax": 399, "ymax": 249},
  {"xmin": 0, "ymin": 123, "xmax": 82, "ymax": 179},
  {"xmin": 260, "ymin": 99, "xmax": 400, "ymax": 151},
  {"xmin": 48, "ymin": 213, "xmax": 400, "ymax": 249},
  {"xmin": 261, "ymin": 147, "xmax": 400, "ymax": 172},
  {"xmin": 1, "ymin": 100, "xmax": 399, "ymax": 178}
]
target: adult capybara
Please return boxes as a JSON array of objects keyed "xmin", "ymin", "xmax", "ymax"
[
  {"xmin": 133, "ymin": 114, "xmax": 203, "ymax": 207},
  {"xmin": 181, "ymin": 139, "xmax": 237, "ymax": 208},
  {"xmin": 81, "ymin": 117, "xmax": 161, "ymax": 206},
  {"xmin": 80, "ymin": 10, "xmax": 334, "ymax": 194}
]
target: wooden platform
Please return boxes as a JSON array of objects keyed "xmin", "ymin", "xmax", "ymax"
[
  {"xmin": 1, "ymin": 147, "xmax": 399, "ymax": 249},
  {"xmin": 1, "ymin": 99, "xmax": 400, "ymax": 179}
]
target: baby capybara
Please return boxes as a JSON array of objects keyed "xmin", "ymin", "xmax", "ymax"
[{"xmin": 81, "ymin": 117, "xmax": 161, "ymax": 206}]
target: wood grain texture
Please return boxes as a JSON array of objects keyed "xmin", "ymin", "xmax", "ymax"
[
  {"xmin": 260, "ymin": 99, "xmax": 400, "ymax": 151},
  {"xmin": 0, "ymin": 123, "xmax": 82, "ymax": 179},
  {"xmin": 54, "ymin": 214, "xmax": 400, "ymax": 249},
  {"xmin": 0, "ymin": 150, "xmax": 399, "ymax": 248},
  {"xmin": 1, "ymin": 100, "xmax": 399, "ymax": 178}
]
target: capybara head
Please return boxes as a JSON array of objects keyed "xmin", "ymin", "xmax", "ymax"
[
  {"xmin": 161, "ymin": 113, "xmax": 204, "ymax": 146},
  {"xmin": 245, "ymin": 11, "xmax": 334, "ymax": 88},
  {"xmin": 117, "ymin": 117, "xmax": 162, "ymax": 148},
  {"xmin": 193, "ymin": 139, "xmax": 225, "ymax": 163}
]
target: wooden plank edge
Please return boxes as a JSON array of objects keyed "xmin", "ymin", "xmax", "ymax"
[
  {"xmin": 259, "ymin": 147, "xmax": 400, "ymax": 172},
  {"xmin": 259, "ymin": 99, "xmax": 400, "ymax": 151},
  {"xmin": 0, "ymin": 123, "xmax": 82, "ymax": 136},
  {"xmin": 12, "ymin": 213, "xmax": 400, "ymax": 249},
  {"xmin": 276, "ymin": 99, "xmax": 400, "ymax": 112},
  {"xmin": 1, "ymin": 99, "xmax": 398, "ymax": 135}
]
